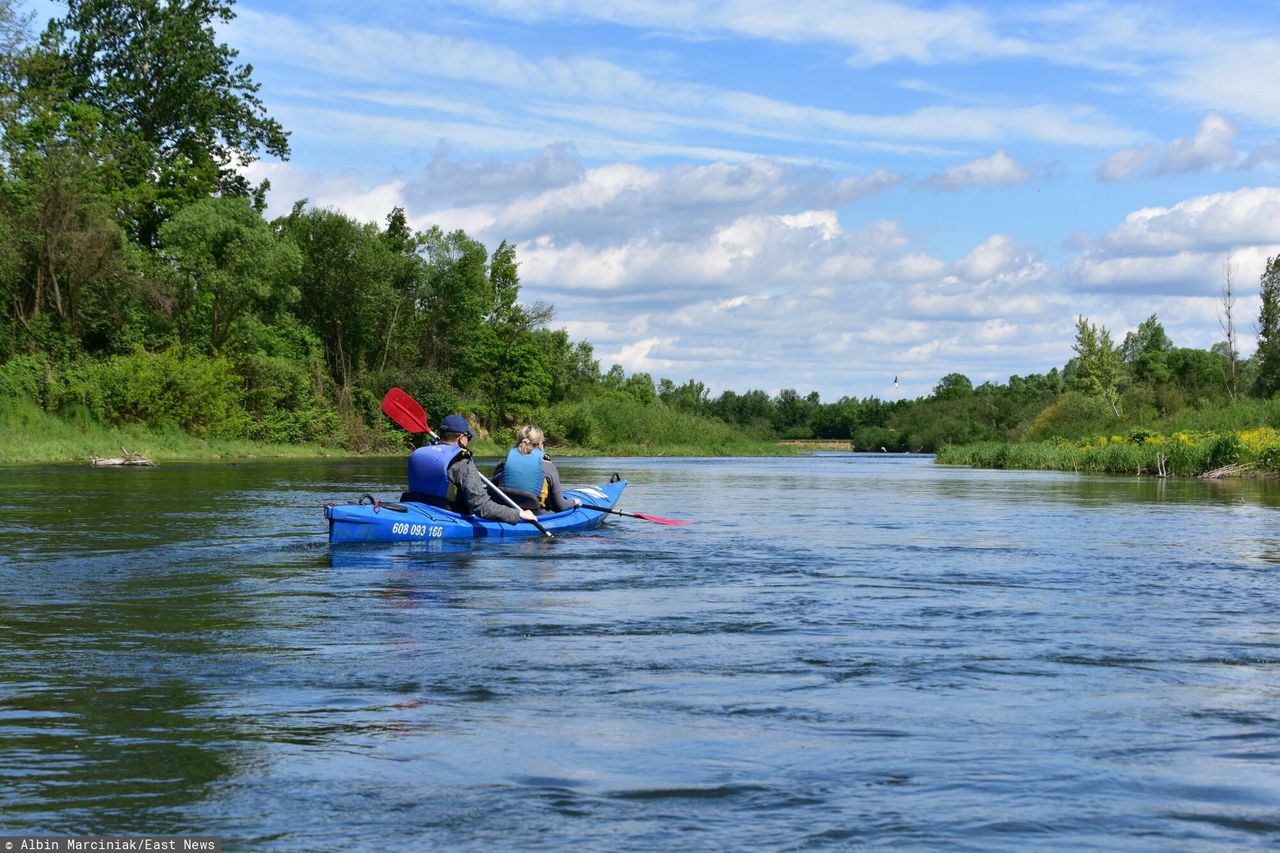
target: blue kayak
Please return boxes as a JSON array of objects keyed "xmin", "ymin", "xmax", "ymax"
[{"xmin": 325, "ymin": 478, "xmax": 627, "ymax": 544}]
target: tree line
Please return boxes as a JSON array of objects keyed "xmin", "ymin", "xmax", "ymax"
[{"xmin": 2, "ymin": 0, "xmax": 1278, "ymax": 456}]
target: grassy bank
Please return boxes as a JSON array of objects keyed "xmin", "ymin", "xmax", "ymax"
[
  {"xmin": 936, "ymin": 428, "xmax": 1280, "ymax": 478},
  {"xmin": 0, "ymin": 398, "xmax": 346, "ymax": 463},
  {"xmin": 0, "ymin": 396, "xmax": 800, "ymax": 464}
]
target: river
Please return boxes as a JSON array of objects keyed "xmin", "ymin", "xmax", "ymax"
[{"xmin": 1, "ymin": 454, "xmax": 1278, "ymax": 850}]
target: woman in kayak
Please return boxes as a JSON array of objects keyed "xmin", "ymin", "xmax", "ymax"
[
  {"xmin": 493, "ymin": 424, "xmax": 581, "ymax": 514},
  {"xmin": 404, "ymin": 414, "xmax": 538, "ymax": 524}
]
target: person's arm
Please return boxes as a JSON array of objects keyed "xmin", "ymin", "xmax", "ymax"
[
  {"xmin": 451, "ymin": 457, "xmax": 528, "ymax": 524},
  {"xmin": 542, "ymin": 458, "xmax": 580, "ymax": 512}
]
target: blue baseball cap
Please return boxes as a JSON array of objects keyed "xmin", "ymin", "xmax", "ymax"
[{"xmin": 440, "ymin": 414, "xmax": 474, "ymax": 437}]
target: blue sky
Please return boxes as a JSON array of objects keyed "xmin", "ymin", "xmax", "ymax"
[{"xmin": 34, "ymin": 0, "xmax": 1280, "ymax": 400}]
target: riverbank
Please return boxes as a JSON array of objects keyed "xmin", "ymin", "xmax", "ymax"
[
  {"xmin": 937, "ymin": 430, "xmax": 1280, "ymax": 479},
  {"xmin": 0, "ymin": 399, "xmax": 341, "ymax": 464},
  {"xmin": 0, "ymin": 400, "xmax": 801, "ymax": 464}
]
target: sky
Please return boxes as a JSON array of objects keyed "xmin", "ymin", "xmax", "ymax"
[{"xmin": 33, "ymin": 0, "xmax": 1280, "ymax": 401}]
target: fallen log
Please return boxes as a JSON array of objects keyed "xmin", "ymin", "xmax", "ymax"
[
  {"xmin": 91, "ymin": 447, "xmax": 155, "ymax": 467},
  {"xmin": 1201, "ymin": 461, "xmax": 1255, "ymax": 479}
]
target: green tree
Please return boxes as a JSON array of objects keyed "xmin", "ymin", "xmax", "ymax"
[
  {"xmin": 772, "ymin": 388, "xmax": 819, "ymax": 436},
  {"xmin": 1253, "ymin": 256, "xmax": 1280, "ymax": 398},
  {"xmin": 44, "ymin": 0, "xmax": 290, "ymax": 245},
  {"xmin": 0, "ymin": 96, "xmax": 136, "ymax": 353},
  {"xmin": 468, "ymin": 240, "xmax": 559, "ymax": 424},
  {"xmin": 276, "ymin": 203, "xmax": 397, "ymax": 398},
  {"xmin": 534, "ymin": 328, "xmax": 598, "ymax": 404},
  {"xmin": 1071, "ymin": 314, "xmax": 1122, "ymax": 416},
  {"xmin": 418, "ymin": 226, "xmax": 492, "ymax": 383},
  {"xmin": 0, "ymin": 0, "xmax": 32, "ymax": 116},
  {"xmin": 658, "ymin": 378, "xmax": 709, "ymax": 414},
  {"xmin": 623, "ymin": 371, "xmax": 656, "ymax": 405},
  {"xmin": 1120, "ymin": 313, "xmax": 1173, "ymax": 384},
  {"xmin": 932, "ymin": 372, "xmax": 973, "ymax": 399},
  {"xmin": 158, "ymin": 196, "xmax": 301, "ymax": 353}
]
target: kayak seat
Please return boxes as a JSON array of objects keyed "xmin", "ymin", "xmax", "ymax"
[
  {"xmin": 400, "ymin": 490, "xmax": 452, "ymax": 510},
  {"xmin": 495, "ymin": 487, "xmax": 542, "ymax": 512}
]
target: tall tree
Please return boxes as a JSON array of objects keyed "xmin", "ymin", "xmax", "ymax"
[
  {"xmin": 44, "ymin": 0, "xmax": 289, "ymax": 245},
  {"xmin": 1120, "ymin": 313, "xmax": 1172, "ymax": 384},
  {"xmin": 0, "ymin": 96, "xmax": 133, "ymax": 351},
  {"xmin": 1071, "ymin": 315, "xmax": 1122, "ymax": 416},
  {"xmin": 0, "ymin": 0, "xmax": 32, "ymax": 113},
  {"xmin": 419, "ymin": 226, "xmax": 492, "ymax": 381},
  {"xmin": 158, "ymin": 195, "xmax": 301, "ymax": 353},
  {"xmin": 276, "ymin": 203, "xmax": 397, "ymax": 399},
  {"xmin": 1253, "ymin": 256, "xmax": 1280, "ymax": 398},
  {"xmin": 1219, "ymin": 255, "xmax": 1239, "ymax": 399}
]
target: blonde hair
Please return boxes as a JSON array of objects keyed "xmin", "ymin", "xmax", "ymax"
[{"xmin": 516, "ymin": 425, "xmax": 545, "ymax": 454}]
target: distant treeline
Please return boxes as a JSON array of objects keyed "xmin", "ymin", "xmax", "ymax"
[{"xmin": 3, "ymin": 1, "xmax": 1280, "ymax": 459}]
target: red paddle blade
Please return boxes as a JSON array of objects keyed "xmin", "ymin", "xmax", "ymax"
[
  {"xmin": 381, "ymin": 387, "xmax": 429, "ymax": 433},
  {"xmin": 633, "ymin": 513, "xmax": 691, "ymax": 526}
]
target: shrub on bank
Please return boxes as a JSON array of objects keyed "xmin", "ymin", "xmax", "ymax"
[
  {"xmin": 51, "ymin": 348, "xmax": 250, "ymax": 438},
  {"xmin": 938, "ymin": 424, "xmax": 1280, "ymax": 477},
  {"xmin": 539, "ymin": 394, "xmax": 783, "ymax": 454}
]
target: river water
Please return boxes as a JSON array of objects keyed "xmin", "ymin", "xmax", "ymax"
[{"xmin": 1, "ymin": 454, "xmax": 1279, "ymax": 850}]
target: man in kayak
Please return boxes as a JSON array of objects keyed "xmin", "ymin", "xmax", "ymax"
[
  {"xmin": 493, "ymin": 424, "xmax": 582, "ymax": 514},
  {"xmin": 403, "ymin": 414, "xmax": 538, "ymax": 524}
]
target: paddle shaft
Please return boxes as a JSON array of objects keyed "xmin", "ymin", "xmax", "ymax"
[{"xmin": 576, "ymin": 503, "xmax": 689, "ymax": 525}]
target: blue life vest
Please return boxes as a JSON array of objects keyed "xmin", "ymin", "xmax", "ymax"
[
  {"xmin": 408, "ymin": 444, "xmax": 464, "ymax": 499},
  {"xmin": 499, "ymin": 447, "xmax": 545, "ymax": 496}
]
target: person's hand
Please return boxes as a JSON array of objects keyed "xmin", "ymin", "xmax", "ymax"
[
  {"xmin": 518, "ymin": 508, "xmax": 538, "ymax": 522},
  {"xmin": 571, "ymin": 498, "xmax": 581, "ymax": 507}
]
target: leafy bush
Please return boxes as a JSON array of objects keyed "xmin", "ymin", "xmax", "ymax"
[
  {"xmin": 51, "ymin": 349, "xmax": 250, "ymax": 438},
  {"xmin": 0, "ymin": 353, "xmax": 53, "ymax": 401},
  {"xmin": 1205, "ymin": 433, "xmax": 1242, "ymax": 469},
  {"xmin": 1024, "ymin": 392, "xmax": 1119, "ymax": 441}
]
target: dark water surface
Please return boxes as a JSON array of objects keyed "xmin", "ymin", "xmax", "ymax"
[{"xmin": 2, "ymin": 454, "xmax": 1279, "ymax": 850}]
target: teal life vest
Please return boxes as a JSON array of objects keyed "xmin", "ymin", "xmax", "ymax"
[
  {"xmin": 408, "ymin": 444, "xmax": 464, "ymax": 502},
  {"xmin": 499, "ymin": 447, "xmax": 545, "ymax": 498}
]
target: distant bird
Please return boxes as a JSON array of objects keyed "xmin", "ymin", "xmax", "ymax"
[
  {"xmin": 893, "ymin": 375, "xmax": 899, "ymax": 388},
  {"xmin": 880, "ymin": 446, "xmax": 887, "ymax": 452}
]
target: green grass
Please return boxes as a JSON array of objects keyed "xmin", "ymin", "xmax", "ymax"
[
  {"xmin": 0, "ymin": 396, "xmax": 801, "ymax": 464},
  {"xmin": 0, "ymin": 398, "xmax": 344, "ymax": 463},
  {"xmin": 935, "ymin": 437, "xmax": 1225, "ymax": 477}
]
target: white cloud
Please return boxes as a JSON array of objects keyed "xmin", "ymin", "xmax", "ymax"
[
  {"xmin": 441, "ymin": 0, "xmax": 1027, "ymax": 67},
  {"xmin": 1070, "ymin": 187, "xmax": 1280, "ymax": 296},
  {"xmin": 605, "ymin": 336, "xmax": 679, "ymax": 373},
  {"xmin": 1097, "ymin": 145, "xmax": 1156, "ymax": 181},
  {"xmin": 956, "ymin": 234, "xmax": 1020, "ymax": 280},
  {"xmin": 1155, "ymin": 112, "xmax": 1239, "ymax": 174},
  {"xmin": 230, "ymin": 6, "xmax": 1145, "ymax": 170},
  {"xmin": 1097, "ymin": 113, "xmax": 1244, "ymax": 181},
  {"xmin": 1095, "ymin": 186, "xmax": 1280, "ymax": 254},
  {"xmin": 918, "ymin": 150, "xmax": 1036, "ymax": 191},
  {"xmin": 410, "ymin": 156, "xmax": 901, "ymax": 249},
  {"xmin": 1158, "ymin": 38, "xmax": 1280, "ymax": 126}
]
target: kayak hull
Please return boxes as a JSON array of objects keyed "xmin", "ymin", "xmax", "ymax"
[{"xmin": 325, "ymin": 479, "xmax": 627, "ymax": 544}]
